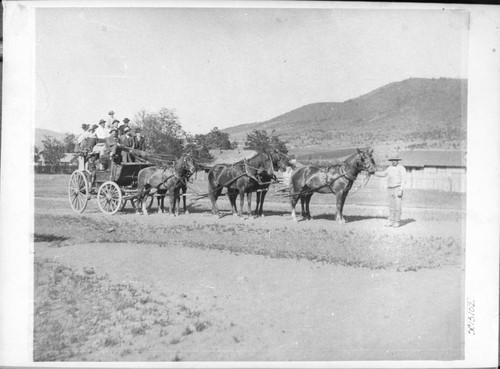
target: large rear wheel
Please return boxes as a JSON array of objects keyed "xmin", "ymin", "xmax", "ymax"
[
  {"xmin": 68, "ymin": 170, "xmax": 90, "ymax": 213},
  {"xmin": 97, "ymin": 181, "xmax": 123, "ymax": 215}
]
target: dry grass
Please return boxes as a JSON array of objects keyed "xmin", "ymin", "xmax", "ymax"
[
  {"xmin": 34, "ymin": 258, "xmax": 211, "ymax": 361},
  {"xmin": 35, "ymin": 214, "xmax": 462, "ymax": 272}
]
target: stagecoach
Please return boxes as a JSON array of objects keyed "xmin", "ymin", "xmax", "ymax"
[{"xmin": 68, "ymin": 149, "xmax": 154, "ymax": 215}]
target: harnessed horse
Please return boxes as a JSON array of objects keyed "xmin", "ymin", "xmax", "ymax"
[
  {"xmin": 207, "ymin": 152, "xmax": 275, "ymax": 218},
  {"xmin": 135, "ymin": 154, "xmax": 196, "ymax": 216},
  {"xmin": 289, "ymin": 148, "xmax": 376, "ymax": 223},
  {"xmin": 252, "ymin": 149, "xmax": 290, "ymax": 217}
]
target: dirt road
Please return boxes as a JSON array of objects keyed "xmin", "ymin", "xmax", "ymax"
[{"xmin": 34, "ymin": 175, "xmax": 465, "ymax": 361}]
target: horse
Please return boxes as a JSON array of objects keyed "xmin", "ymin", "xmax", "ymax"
[
  {"xmin": 135, "ymin": 154, "xmax": 196, "ymax": 216},
  {"xmin": 207, "ymin": 152, "xmax": 275, "ymax": 218},
  {"xmin": 253, "ymin": 149, "xmax": 290, "ymax": 217},
  {"xmin": 289, "ymin": 148, "xmax": 376, "ymax": 223}
]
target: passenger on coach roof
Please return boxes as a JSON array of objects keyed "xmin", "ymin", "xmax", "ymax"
[
  {"xmin": 133, "ymin": 128, "xmax": 147, "ymax": 151},
  {"xmin": 119, "ymin": 126, "xmax": 135, "ymax": 163}
]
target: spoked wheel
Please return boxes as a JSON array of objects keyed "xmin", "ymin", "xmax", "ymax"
[
  {"xmin": 68, "ymin": 170, "xmax": 90, "ymax": 213},
  {"xmin": 97, "ymin": 181, "xmax": 123, "ymax": 215}
]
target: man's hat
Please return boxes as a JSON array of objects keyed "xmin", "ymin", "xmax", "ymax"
[
  {"xmin": 123, "ymin": 126, "xmax": 131, "ymax": 133},
  {"xmin": 113, "ymin": 119, "xmax": 120, "ymax": 124},
  {"xmin": 108, "ymin": 110, "xmax": 114, "ymax": 115},
  {"xmin": 135, "ymin": 128, "xmax": 141, "ymax": 133},
  {"xmin": 99, "ymin": 119, "xmax": 106, "ymax": 124},
  {"xmin": 123, "ymin": 118, "xmax": 130, "ymax": 123},
  {"xmin": 109, "ymin": 127, "xmax": 117, "ymax": 133},
  {"xmin": 81, "ymin": 123, "xmax": 89, "ymax": 129},
  {"xmin": 117, "ymin": 122, "xmax": 125, "ymax": 128},
  {"xmin": 91, "ymin": 124, "xmax": 99, "ymax": 130},
  {"xmin": 388, "ymin": 157, "xmax": 401, "ymax": 161}
]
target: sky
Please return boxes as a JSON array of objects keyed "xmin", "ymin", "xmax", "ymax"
[{"xmin": 35, "ymin": 5, "xmax": 469, "ymax": 135}]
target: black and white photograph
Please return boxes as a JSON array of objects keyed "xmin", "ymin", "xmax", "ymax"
[{"xmin": 0, "ymin": 1, "xmax": 499, "ymax": 367}]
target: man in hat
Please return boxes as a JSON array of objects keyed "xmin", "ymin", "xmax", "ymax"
[
  {"xmin": 86, "ymin": 124, "xmax": 98, "ymax": 151},
  {"xmin": 374, "ymin": 156, "xmax": 407, "ymax": 228},
  {"xmin": 119, "ymin": 118, "xmax": 131, "ymax": 136},
  {"xmin": 76, "ymin": 124, "xmax": 90, "ymax": 170},
  {"xmin": 119, "ymin": 126, "xmax": 135, "ymax": 162},
  {"xmin": 111, "ymin": 119, "xmax": 120, "ymax": 132},
  {"xmin": 93, "ymin": 119, "xmax": 110, "ymax": 169},
  {"xmin": 106, "ymin": 110, "xmax": 116, "ymax": 129},
  {"xmin": 105, "ymin": 127, "xmax": 123, "ymax": 176},
  {"xmin": 75, "ymin": 124, "xmax": 90, "ymax": 152},
  {"xmin": 133, "ymin": 128, "xmax": 146, "ymax": 151}
]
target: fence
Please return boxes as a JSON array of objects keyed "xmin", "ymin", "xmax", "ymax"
[{"xmin": 34, "ymin": 164, "xmax": 78, "ymax": 174}]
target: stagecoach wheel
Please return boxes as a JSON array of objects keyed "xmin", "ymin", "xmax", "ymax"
[
  {"xmin": 68, "ymin": 170, "xmax": 90, "ymax": 213},
  {"xmin": 97, "ymin": 181, "xmax": 123, "ymax": 215}
]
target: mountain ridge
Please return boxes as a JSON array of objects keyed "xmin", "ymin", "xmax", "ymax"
[{"xmin": 223, "ymin": 77, "xmax": 467, "ymax": 155}]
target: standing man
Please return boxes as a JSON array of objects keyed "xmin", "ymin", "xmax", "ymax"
[
  {"xmin": 93, "ymin": 119, "xmax": 110, "ymax": 170},
  {"xmin": 106, "ymin": 128, "xmax": 122, "ymax": 177},
  {"xmin": 133, "ymin": 128, "xmax": 146, "ymax": 151},
  {"xmin": 86, "ymin": 124, "xmax": 98, "ymax": 152},
  {"xmin": 106, "ymin": 110, "xmax": 116, "ymax": 129},
  {"xmin": 76, "ymin": 124, "xmax": 90, "ymax": 170},
  {"xmin": 75, "ymin": 124, "xmax": 89, "ymax": 152},
  {"xmin": 374, "ymin": 157, "xmax": 407, "ymax": 228}
]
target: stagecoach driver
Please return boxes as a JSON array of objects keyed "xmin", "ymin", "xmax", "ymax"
[
  {"xmin": 92, "ymin": 119, "xmax": 110, "ymax": 170},
  {"xmin": 374, "ymin": 156, "xmax": 407, "ymax": 228},
  {"xmin": 119, "ymin": 126, "xmax": 135, "ymax": 163}
]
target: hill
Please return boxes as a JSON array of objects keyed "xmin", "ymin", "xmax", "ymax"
[
  {"xmin": 35, "ymin": 128, "xmax": 68, "ymax": 149},
  {"xmin": 223, "ymin": 78, "xmax": 467, "ymax": 156}
]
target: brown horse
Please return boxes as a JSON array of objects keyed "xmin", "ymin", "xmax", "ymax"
[
  {"xmin": 289, "ymin": 148, "xmax": 376, "ymax": 223},
  {"xmin": 136, "ymin": 154, "xmax": 196, "ymax": 216},
  {"xmin": 207, "ymin": 152, "xmax": 275, "ymax": 217},
  {"xmin": 253, "ymin": 149, "xmax": 290, "ymax": 217}
]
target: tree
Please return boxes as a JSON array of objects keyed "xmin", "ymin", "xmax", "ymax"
[
  {"xmin": 245, "ymin": 129, "xmax": 288, "ymax": 154},
  {"xmin": 41, "ymin": 136, "xmax": 65, "ymax": 165},
  {"xmin": 183, "ymin": 134, "xmax": 213, "ymax": 162},
  {"xmin": 133, "ymin": 108, "xmax": 186, "ymax": 157},
  {"xmin": 63, "ymin": 133, "xmax": 76, "ymax": 153},
  {"xmin": 195, "ymin": 127, "xmax": 234, "ymax": 150}
]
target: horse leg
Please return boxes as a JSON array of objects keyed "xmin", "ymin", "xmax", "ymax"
[
  {"xmin": 335, "ymin": 190, "xmax": 345, "ymax": 224},
  {"xmin": 156, "ymin": 195, "xmax": 162, "ymax": 213},
  {"xmin": 247, "ymin": 192, "xmax": 253, "ymax": 218},
  {"xmin": 339, "ymin": 190, "xmax": 349, "ymax": 223},
  {"xmin": 290, "ymin": 195, "xmax": 299, "ymax": 222},
  {"xmin": 254, "ymin": 191, "xmax": 261, "ymax": 216},
  {"xmin": 300, "ymin": 196, "xmax": 306, "ymax": 219},
  {"xmin": 169, "ymin": 192, "xmax": 176, "ymax": 217},
  {"xmin": 174, "ymin": 190, "xmax": 180, "ymax": 217},
  {"xmin": 142, "ymin": 190, "xmax": 151, "ymax": 215},
  {"xmin": 258, "ymin": 189, "xmax": 267, "ymax": 217},
  {"xmin": 238, "ymin": 190, "xmax": 245, "ymax": 217},
  {"xmin": 182, "ymin": 187, "xmax": 189, "ymax": 214},
  {"xmin": 305, "ymin": 194, "xmax": 313, "ymax": 220}
]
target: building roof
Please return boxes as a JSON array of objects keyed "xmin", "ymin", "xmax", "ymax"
[
  {"xmin": 296, "ymin": 148, "xmax": 466, "ymax": 168},
  {"xmin": 209, "ymin": 149, "xmax": 257, "ymax": 165},
  {"xmin": 398, "ymin": 150, "xmax": 466, "ymax": 168}
]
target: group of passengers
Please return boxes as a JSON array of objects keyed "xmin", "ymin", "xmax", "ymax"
[{"xmin": 76, "ymin": 111, "xmax": 147, "ymax": 171}]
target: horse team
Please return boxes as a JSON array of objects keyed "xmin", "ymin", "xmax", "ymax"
[{"xmin": 134, "ymin": 148, "xmax": 377, "ymax": 223}]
